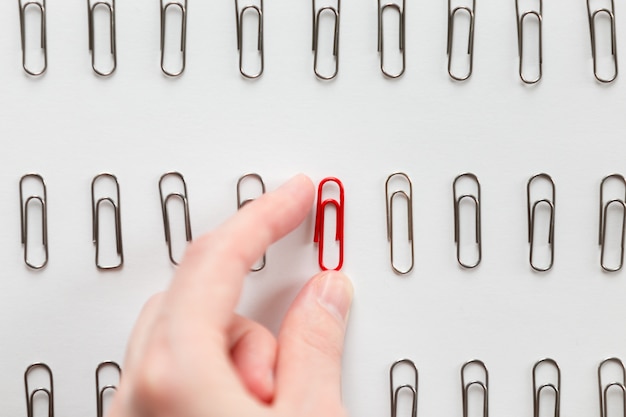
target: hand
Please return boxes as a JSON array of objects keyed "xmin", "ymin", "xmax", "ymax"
[{"xmin": 108, "ymin": 174, "xmax": 354, "ymax": 417}]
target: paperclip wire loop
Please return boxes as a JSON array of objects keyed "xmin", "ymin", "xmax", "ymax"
[
  {"xmin": 385, "ymin": 173, "xmax": 414, "ymax": 275},
  {"xmin": 314, "ymin": 177, "xmax": 344, "ymax": 271},
  {"xmin": 24, "ymin": 362, "xmax": 54, "ymax": 417},
  {"xmin": 20, "ymin": 174, "xmax": 48, "ymax": 270},
  {"xmin": 447, "ymin": 0, "xmax": 476, "ymax": 81},
  {"xmin": 587, "ymin": 0, "xmax": 618, "ymax": 83},
  {"xmin": 235, "ymin": 0, "xmax": 264, "ymax": 79},
  {"xmin": 237, "ymin": 173, "xmax": 267, "ymax": 271},
  {"xmin": 18, "ymin": 0, "xmax": 47, "ymax": 76},
  {"xmin": 389, "ymin": 359, "xmax": 418, "ymax": 417},
  {"xmin": 516, "ymin": 0, "xmax": 543, "ymax": 84},
  {"xmin": 91, "ymin": 173, "xmax": 123, "ymax": 270},
  {"xmin": 527, "ymin": 173, "xmax": 555, "ymax": 272},
  {"xmin": 453, "ymin": 173, "xmax": 481, "ymax": 269},
  {"xmin": 159, "ymin": 172, "xmax": 192, "ymax": 266},
  {"xmin": 96, "ymin": 361, "xmax": 121, "ymax": 417},
  {"xmin": 378, "ymin": 0, "xmax": 406, "ymax": 78},
  {"xmin": 532, "ymin": 359, "xmax": 561, "ymax": 417},
  {"xmin": 461, "ymin": 360, "xmax": 489, "ymax": 417},
  {"xmin": 598, "ymin": 358, "xmax": 626, "ymax": 417},
  {"xmin": 599, "ymin": 174, "xmax": 626, "ymax": 272},
  {"xmin": 87, "ymin": 0, "xmax": 117, "ymax": 76},
  {"xmin": 312, "ymin": 0, "xmax": 341, "ymax": 80},
  {"xmin": 160, "ymin": 0, "xmax": 188, "ymax": 77}
]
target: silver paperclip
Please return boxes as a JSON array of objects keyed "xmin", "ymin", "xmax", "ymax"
[
  {"xmin": 598, "ymin": 358, "xmax": 626, "ymax": 417},
  {"xmin": 461, "ymin": 360, "xmax": 488, "ymax": 417},
  {"xmin": 516, "ymin": 0, "xmax": 542, "ymax": 84},
  {"xmin": 159, "ymin": 172, "xmax": 192, "ymax": 266},
  {"xmin": 18, "ymin": 0, "xmax": 48, "ymax": 76},
  {"xmin": 20, "ymin": 174, "xmax": 48, "ymax": 270},
  {"xmin": 527, "ymin": 173, "xmax": 555, "ymax": 272},
  {"xmin": 378, "ymin": 0, "xmax": 406, "ymax": 78},
  {"xmin": 160, "ymin": 0, "xmax": 188, "ymax": 77},
  {"xmin": 447, "ymin": 0, "xmax": 476, "ymax": 81},
  {"xmin": 237, "ymin": 174, "xmax": 266, "ymax": 271},
  {"xmin": 312, "ymin": 0, "xmax": 340, "ymax": 80},
  {"xmin": 385, "ymin": 173, "xmax": 414, "ymax": 275},
  {"xmin": 87, "ymin": 0, "xmax": 117, "ymax": 76},
  {"xmin": 96, "ymin": 361, "xmax": 121, "ymax": 417},
  {"xmin": 91, "ymin": 174, "xmax": 123, "ymax": 270},
  {"xmin": 453, "ymin": 173, "xmax": 481, "ymax": 268},
  {"xmin": 599, "ymin": 174, "xmax": 626, "ymax": 272},
  {"xmin": 389, "ymin": 359, "xmax": 418, "ymax": 417},
  {"xmin": 25, "ymin": 362, "xmax": 54, "ymax": 417},
  {"xmin": 235, "ymin": 0, "xmax": 264, "ymax": 79},
  {"xmin": 587, "ymin": 0, "xmax": 618, "ymax": 83},
  {"xmin": 532, "ymin": 359, "xmax": 561, "ymax": 417}
]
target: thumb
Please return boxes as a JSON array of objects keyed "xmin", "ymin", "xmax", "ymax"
[{"xmin": 274, "ymin": 271, "xmax": 353, "ymax": 412}]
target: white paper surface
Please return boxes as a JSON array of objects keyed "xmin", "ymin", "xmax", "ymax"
[{"xmin": 2, "ymin": 0, "xmax": 626, "ymax": 416}]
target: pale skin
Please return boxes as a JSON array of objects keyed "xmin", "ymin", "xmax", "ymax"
[{"xmin": 108, "ymin": 174, "xmax": 354, "ymax": 417}]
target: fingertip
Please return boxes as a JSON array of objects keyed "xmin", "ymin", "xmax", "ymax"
[
  {"xmin": 279, "ymin": 173, "xmax": 315, "ymax": 207},
  {"xmin": 312, "ymin": 271, "xmax": 354, "ymax": 325}
]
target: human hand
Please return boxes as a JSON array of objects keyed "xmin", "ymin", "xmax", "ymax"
[{"xmin": 108, "ymin": 174, "xmax": 354, "ymax": 417}]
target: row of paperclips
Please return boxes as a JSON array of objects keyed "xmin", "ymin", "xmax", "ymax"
[
  {"xmin": 17, "ymin": 0, "xmax": 618, "ymax": 82},
  {"xmin": 390, "ymin": 357, "xmax": 625, "ymax": 417},
  {"xmin": 389, "ymin": 172, "xmax": 626, "ymax": 274},
  {"xmin": 18, "ymin": 173, "xmax": 344, "ymax": 272},
  {"xmin": 17, "ymin": 171, "xmax": 626, "ymax": 274},
  {"xmin": 24, "ymin": 361, "xmax": 120, "ymax": 417}
]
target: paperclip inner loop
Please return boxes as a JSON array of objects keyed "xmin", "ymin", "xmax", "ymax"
[
  {"xmin": 238, "ymin": 5, "xmax": 264, "ymax": 79},
  {"xmin": 601, "ymin": 200, "xmax": 626, "ymax": 272},
  {"xmin": 161, "ymin": 1, "xmax": 187, "ymax": 77},
  {"xmin": 20, "ymin": 1, "xmax": 47, "ymax": 76},
  {"xmin": 589, "ymin": 6, "xmax": 618, "ymax": 83},
  {"xmin": 379, "ymin": 2, "xmax": 405, "ymax": 79},
  {"xmin": 89, "ymin": 1, "xmax": 117, "ymax": 76},
  {"xmin": 313, "ymin": 6, "xmax": 340, "ymax": 80},
  {"xmin": 447, "ymin": 5, "xmax": 475, "ymax": 81},
  {"xmin": 518, "ymin": 10, "xmax": 542, "ymax": 84}
]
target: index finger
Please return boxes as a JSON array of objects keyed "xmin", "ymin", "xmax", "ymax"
[{"xmin": 166, "ymin": 174, "xmax": 315, "ymax": 331}]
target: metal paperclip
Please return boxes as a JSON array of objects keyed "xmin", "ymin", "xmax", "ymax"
[
  {"xmin": 527, "ymin": 173, "xmax": 555, "ymax": 272},
  {"xmin": 378, "ymin": 0, "xmax": 406, "ymax": 78},
  {"xmin": 599, "ymin": 174, "xmax": 626, "ymax": 272},
  {"xmin": 18, "ymin": 0, "xmax": 48, "ymax": 76},
  {"xmin": 237, "ymin": 173, "xmax": 266, "ymax": 271},
  {"xmin": 20, "ymin": 174, "xmax": 48, "ymax": 270},
  {"xmin": 312, "ymin": 0, "xmax": 341, "ymax": 80},
  {"xmin": 91, "ymin": 173, "xmax": 123, "ymax": 270},
  {"xmin": 160, "ymin": 0, "xmax": 188, "ymax": 77},
  {"xmin": 516, "ymin": 0, "xmax": 542, "ymax": 84},
  {"xmin": 447, "ymin": 0, "xmax": 476, "ymax": 81},
  {"xmin": 453, "ymin": 173, "xmax": 481, "ymax": 268},
  {"xmin": 532, "ymin": 359, "xmax": 561, "ymax": 417},
  {"xmin": 587, "ymin": 0, "xmax": 618, "ymax": 83},
  {"xmin": 598, "ymin": 358, "xmax": 626, "ymax": 417},
  {"xmin": 461, "ymin": 360, "xmax": 488, "ymax": 417},
  {"xmin": 389, "ymin": 359, "xmax": 418, "ymax": 417},
  {"xmin": 159, "ymin": 172, "xmax": 192, "ymax": 266},
  {"xmin": 87, "ymin": 0, "xmax": 117, "ymax": 76},
  {"xmin": 25, "ymin": 363, "xmax": 54, "ymax": 417},
  {"xmin": 96, "ymin": 361, "xmax": 121, "ymax": 417},
  {"xmin": 385, "ymin": 173, "xmax": 414, "ymax": 275},
  {"xmin": 235, "ymin": 0, "xmax": 264, "ymax": 79},
  {"xmin": 314, "ymin": 177, "xmax": 344, "ymax": 271}
]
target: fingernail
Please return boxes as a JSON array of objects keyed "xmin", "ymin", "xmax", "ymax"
[{"xmin": 316, "ymin": 271, "xmax": 353, "ymax": 324}]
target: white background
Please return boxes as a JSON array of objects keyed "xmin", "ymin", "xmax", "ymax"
[{"xmin": 2, "ymin": 0, "xmax": 626, "ymax": 416}]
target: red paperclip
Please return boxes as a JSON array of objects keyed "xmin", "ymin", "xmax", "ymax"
[{"xmin": 314, "ymin": 177, "xmax": 345, "ymax": 271}]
